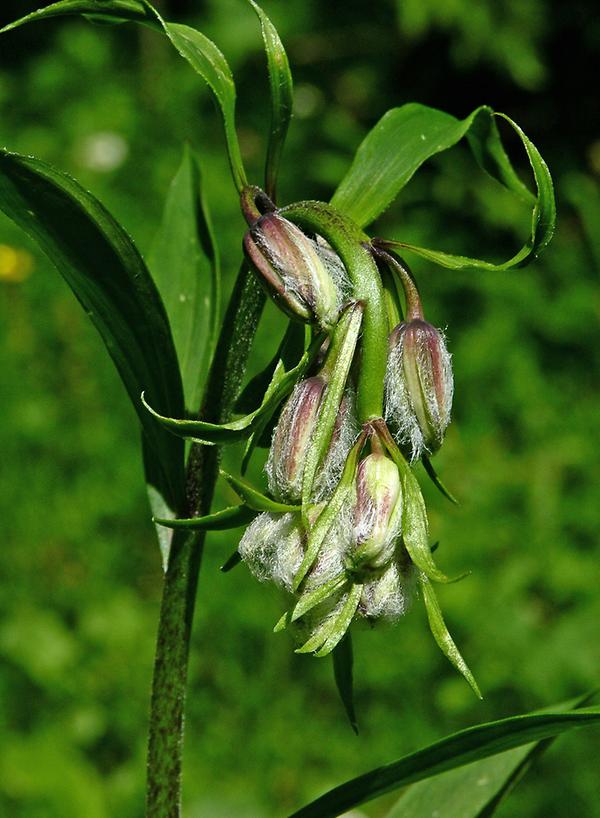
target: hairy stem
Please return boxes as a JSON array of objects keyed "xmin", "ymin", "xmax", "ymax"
[{"xmin": 145, "ymin": 263, "xmax": 265, "ymax": 818}]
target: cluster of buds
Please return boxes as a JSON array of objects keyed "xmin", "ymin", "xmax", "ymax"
[{"xmin": 228, "ymin": 191, "xmax": 478, "ymax": 693}]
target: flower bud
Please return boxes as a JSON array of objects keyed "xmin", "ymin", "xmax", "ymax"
[
  {"xmin": 385, "ymin": 319, "xmax": 453, "ymax": 461},
  {"xmin": 238, "ymin": 512, "xmax": 304, "ymax": 592},
  {"xmin": 243, "ymin": 213, "xmax": 344, "ymax": 329},
  {"xmin": 351, "ymin": 451, "xmax": 403, "ymax": 571},
  {"xmin": 267, "ymin": 379, "xmax": 358, "ymax": 504}
]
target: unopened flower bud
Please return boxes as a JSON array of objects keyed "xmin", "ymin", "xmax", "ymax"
[
  {"xmin": 267, "ymin": 379, "xmax": 358, "ymax": 504},
  {"xmin": 385, "ymin": 319, "xmax": 453, "ymax": 460},
  {"xmin": 351, "ymin": 451, "xmax": 403, "ymax": 571},
  {"xmin": 243, "ymin": 213, "xmax": 344, "ymax": 329},
  {"xmin": 238, "ymin": 512, "xmax": 304, "ymax": 592}
]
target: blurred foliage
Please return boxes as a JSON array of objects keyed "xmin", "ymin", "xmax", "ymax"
[{"xmin": 0, "ymin": 0, "xmax": 599, "ymax": 816}]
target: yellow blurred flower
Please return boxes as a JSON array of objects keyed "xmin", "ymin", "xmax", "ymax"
[{"xmin": 0, "ymin": 245, "xmax": 34, "ymax": 283}]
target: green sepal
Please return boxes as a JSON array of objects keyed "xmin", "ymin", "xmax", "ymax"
[
  {"xmin": 291, "ymin": 573, "xmax": 349, "ymax": 622},
  {"xmin": 419, "ymin": 575, "xmax": 482, "ymax": 699},
  {"xmin": 220, "ymin": 550, "xmax": 242, "ymax": 573},
  {"xmin": 273, "ymin": 611, "xmax": 291, "ymax": 633},
  {"xmin": 141, "ymin": 333, "xmax": 322, "ymax": 444},
  {"xmin": 292, "ymin": 429, "xmax": 367, "ymax": 592},
  {"xmin": 375, "ymin": 421, "xmax": 462, "ymax": 584},
  {"xmin": 301, "ymin": 302, "xmax": 364, "ymax": 508},
  {"xmin": 154, "ymin": 505, "xmax": 256, "ymax": 531},
  {"xmin": 422, "ymin": 455, "xmax": 459, "ymax": 505},
  {"xmin": 315, "ymin": 584, "xmax": 363, "ymax": 657},
  {"xmin": 220, "ymin": 470, "xmax": 300, "ymax": 513}
]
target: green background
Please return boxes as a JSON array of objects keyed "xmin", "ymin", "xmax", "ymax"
[{"xmin": 0, "ymin": 0, "xmax": 599, "ymax": 815}]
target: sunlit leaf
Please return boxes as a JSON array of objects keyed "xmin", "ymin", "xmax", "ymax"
[
  {"xmin": 290, "ymin": 704, "xmax": 600, "ymax": 817},
  {"xmin": 332, "ymin": 104, "xmax": 555, "ymax": 270},
  {"xmin": 148, "ymin": 146, "xmax": 219, "ymax": 412}
]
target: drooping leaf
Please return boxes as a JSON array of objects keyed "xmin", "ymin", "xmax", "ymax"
[
  {"xmin": 154, "ymin": 505, "xmax": 256, "ymax": 531},
  {"xmin": 1, "ymin": 0, "xmax": 248, "ymax": 192},
  {"xmin": 420, "ymin": 576, "xmax": 481, "ymax": 699},
  {"xmin": 289, "ymin": 704, "xmax": 600, "ymax": 818},
  {"xmin": 220, "ymin": 470, "xmax": 300, "ymax": 513},
  {"xmin": 246, "ymin": 0, "xmax": 293, "ymax": 201},
  {"xmin": 331, "ymin": 104, "xmax": 555, "ymax": 270},
  {"xmin": 148, "ymin": 146, "xmax": 219, "ymax": 412},
  {"xmin": 142, "ymin": 332, "xmax": 322, "ymax": 444},
  {"xmin": 0, "ymin": 149, "xmax": 185, "ymax": 567},
  {"xmin": 332, "ymin": 634, "xmax": 358, "ymax": 735},
  {"xmin": 383, "ymin": 694, "xmax": 597, "ymax": 818}
]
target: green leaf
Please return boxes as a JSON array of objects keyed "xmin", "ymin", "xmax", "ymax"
[
  {"xmin": 314, "ymin": 584, "xmax": 363, "ymax": 657},
  {"xmin": 289, "ymin": 703, "xmax": 600, "ymax": 818},
  {"xmin": 142, "ymin": 332, "xmax": 322, "ymax": 444},
  {"xmin": 331, "ymin": 104, "xmax": 555, "ymax": 270},
  {"xmin": 1, "ymin": 0, "xmax": 248, "ymax": 192},
  {"xmin": 420, "ymin": 575, "xmax": 481, "ymax": 699},
  {"xmin": 0, "ymin": 149, "xmax": 185, "ymax": 566},
  {"xmin": 383, "ymin": 694, "xmax": 596, "ymax": 818},
  {"xmin": 220, "ymin": 470, "xmax": 300, "ymax": 513},
  {"xmin": 154, "ymin": 505, "xmax": 256, "ymax": 531},
  {"xmin": 332, "ymin": 634, "xmax": 358, "ymax": 735},
  {"xmin": 148, "ymin": 146, "xmax": 219, "ymax": 412},
  {"xmin": 246, "ymin": 0, "xmax": 293, "ymax": 201}
]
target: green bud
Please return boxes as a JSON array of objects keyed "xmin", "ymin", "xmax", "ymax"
[
  {"xmin": 243, "ymin": 213, "xmax": 345, "ymax": 330},
  {"xmin": 385, "ymin": 319, "xmax": 454, "ymax": 460}
]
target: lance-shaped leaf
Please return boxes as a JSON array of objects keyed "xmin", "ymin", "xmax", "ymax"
[
  {"xmin": 0, "ymin": 149, "xmax": 185, "ymax": 565},
  {"xmin": 384, "ymin": 692, "xmax": 598, "ymax": 818},
  {"xmin": 291, "ymin": 573, "xmax": 349, "ymax": 622},
  {"xmin": 220, "ymin": 470, "xmax": 300, "ymax": 513},
  {"xmin": 247, "ymin": 0, "xmax": 293, "ymax": 201},
  {"xmin": 154, "ymin": 505, "xmax": 256, "ymax": 531},
  {"xmin": 332, "ymin": 104, "xmax": 555, "ymax": 270},
  {"xmin": 142, "ymin": 333, "xmax": 322, "ymax": 444},
  {"xmin": 148, "ymin": 146, "xmax": 219, "ymax": 412},
  {"xmin": 1, "ymin": 0, "xmax": 248, "ymax": 192},
  {"xmin": 295, "ymin": 583, "xmax": 362, "ymax": 657},
  {"xmin": 290, "ymin": 703, "xmax": 600, "ymax": 818},
  {"xmin": 420, "ymin": 575, "xmax": 481, "ymax": 699}
]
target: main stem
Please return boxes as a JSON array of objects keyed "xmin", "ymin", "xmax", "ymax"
[{"xmin": 145, "ymin": 264, "xmax": 264, "ymax": 818}]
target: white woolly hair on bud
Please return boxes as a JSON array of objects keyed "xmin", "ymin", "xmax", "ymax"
[
  {"xmin": 384, "ymin": 324, "xmax": 454, "ymax": 461},
  {"xmin": 359, "ymin": 561, "xmax": 416, "ymax": 620},
  {"xmin": 238, "ymin": 512, "xmax": 304, "ymax": 592},
  {"xmin": 314, "ymin": 235, "xmax": 352, "ymax": 308},
  {"xmin": 313, "ymin": 387, "xmax": 360, "ymax": 502}
]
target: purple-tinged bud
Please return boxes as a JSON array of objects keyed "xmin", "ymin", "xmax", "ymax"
[
  {"xmin": 243, "ymin": 213, "xmax": 344, "ymax": 330},
  {"xmin": 267, "ymin": 380, "xmax": 358, "ymax": 504},
  {"xmin": 351, "ymin": 451, "xmax": 403, "ymax": 571},
  {"xmin": 385, "ymin": 319, "xmax": 453, "ymax": 461}
]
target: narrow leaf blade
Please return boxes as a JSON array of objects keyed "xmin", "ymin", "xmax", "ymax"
[
  {"xmin": 148, "ymin": 146, "xmax": 219, "ymax": 412},
  {"xmin": 0, "ymin": 150, "xmax": 185, "ymax": 567},
  {"xmin": 247, "ymin": 0, "xmax": 293, "ymax": 200},
  {"xmin": 332, "ymin": 634, "xmax": 359, "ymax": 735},
  {"xmin": 289, "ymin": 705, "xmax": 600, "ymax": 818}
]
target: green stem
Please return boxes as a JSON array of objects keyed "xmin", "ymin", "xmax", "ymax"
[
  {"xmin": 279, "ymin": 201, "xmax": 387, "ymax": 422},
  {"xmin": 145, "ymin": 263, "xmax": 265, "ymax": 818}
]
